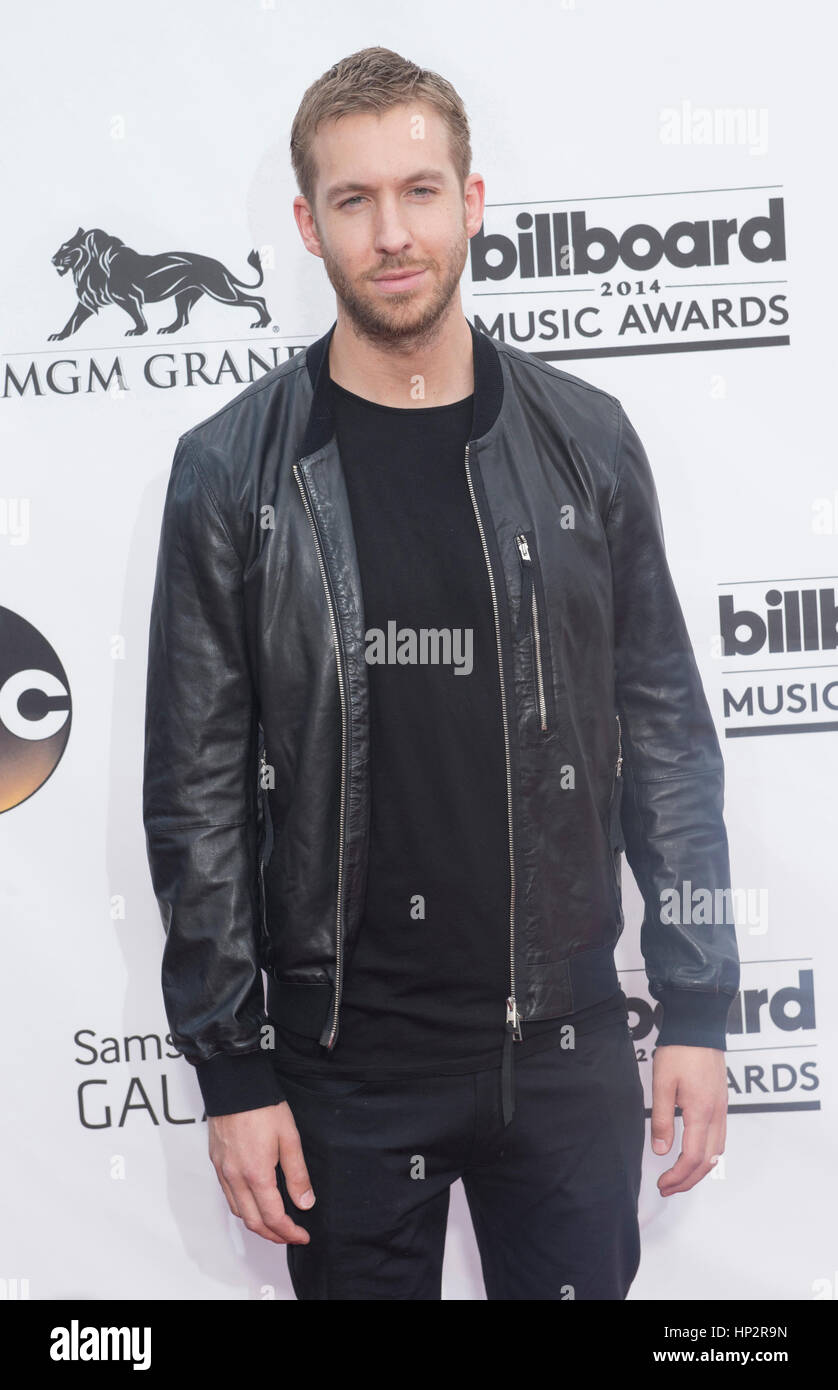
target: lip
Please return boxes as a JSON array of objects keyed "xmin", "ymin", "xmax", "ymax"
[{"xmin": 371, "ymin": 268, "xmax": 426, "ymax": 292}]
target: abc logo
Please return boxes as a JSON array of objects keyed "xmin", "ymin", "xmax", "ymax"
[{"xmin": 0, "ymin": 607, "xmax": 71, "ymax": 812}]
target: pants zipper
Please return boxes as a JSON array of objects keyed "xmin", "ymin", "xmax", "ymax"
[
  {"xmin": 293, "ymin": 463, "xmax": 348, "ymax": 1050},
  {"xmin": 464, "ymin": 444, "xmax": 521, "ymax": 1126}
]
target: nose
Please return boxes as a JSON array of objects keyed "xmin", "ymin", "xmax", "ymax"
[{"xmin": 371, "ymin": 195, "xmax": 413, "ymax": 260}]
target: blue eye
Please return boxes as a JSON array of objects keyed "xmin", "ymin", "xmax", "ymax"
[{"xmin": 338, "ymin": 187, "xmax": 437, "ymax": 209}]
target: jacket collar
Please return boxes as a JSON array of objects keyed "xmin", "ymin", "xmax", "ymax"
[{"xmin": 300, "ymin": 316, "xmax": 504, "ymax": 459}]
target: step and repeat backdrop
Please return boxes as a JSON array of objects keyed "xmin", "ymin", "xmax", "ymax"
[{"xmin": 2, "ymin": 0, "xmax": 835, "ymax": 1301}]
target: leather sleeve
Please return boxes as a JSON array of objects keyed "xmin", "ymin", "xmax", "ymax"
[
  {"xmin": 143, "ymin": 435, "xmax": 285, "ymax": 1115},
  {"xmin": 604, "ymin": 404, "xmax": 741, "ymax": 1047}
]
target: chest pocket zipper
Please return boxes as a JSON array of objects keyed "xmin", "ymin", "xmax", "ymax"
[{"xmin": 515, "ymin": 530, "xmax": 554, "ymax": 733}]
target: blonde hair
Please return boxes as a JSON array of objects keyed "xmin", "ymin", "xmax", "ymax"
[{"xmin": 290, "ymin": 46, "xmax": 472, "ymax": 208}]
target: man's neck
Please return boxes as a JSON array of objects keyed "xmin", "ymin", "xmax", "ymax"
[{"xmin": 328, "ymin": 307, "xmax": 474, "ymax": 408}]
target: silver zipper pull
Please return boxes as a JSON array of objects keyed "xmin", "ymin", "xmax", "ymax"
[
  {"xmin": 516, "ymin": 533, "xmax": 531, "ymax": 563},
  {"xmin": 506, "ymin": 995, "xmax": 523, "ymax": 1041},
  {"xmin": 615, "ymin": 714, "xmax": 623, "ymax": 777}
]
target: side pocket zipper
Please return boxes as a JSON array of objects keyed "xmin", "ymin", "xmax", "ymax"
[
  {"xmin": 608, "ymin": 714, "xmax": 625, "ymax": 847},
  {"xmin": 256, "ymin": 730, "xmax": 273, "ymax": 968}
]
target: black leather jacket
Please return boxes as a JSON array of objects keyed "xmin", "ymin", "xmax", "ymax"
[{"xmin": 143, "ymin": 318, "xmax": 740, "ymax": 1114}]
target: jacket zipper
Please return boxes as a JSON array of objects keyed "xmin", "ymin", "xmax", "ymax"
[
  {"xmin": 256, "ymin": 737, "xmax": 271, "ymax": 964},
  {"xmin": 608, "ymin": 712, "xmax": 624, "ymax": 919},
  {"xmin": 293, "ymin": 463, "xmax": 348, "ymax": 1050},
  {"xmin": 609, "ymin": 711, "xmax": 623, "ymax": 820},
  {"xmin": 464, "ymin": 444, "xmax": 521, "ymax": 1044},
  {"xmin": 515, "ymin": 532, "xmax": 548, "ymax": 732}
]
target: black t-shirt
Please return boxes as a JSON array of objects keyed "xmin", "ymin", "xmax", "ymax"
[{"xmin": 269, "ymin": 377, "xmax": 627, "ymax": 1079}]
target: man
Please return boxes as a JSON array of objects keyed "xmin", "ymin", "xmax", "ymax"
[{"xmin": 143, "ymin": 46, "xmax": 740, "ymax": 1301}]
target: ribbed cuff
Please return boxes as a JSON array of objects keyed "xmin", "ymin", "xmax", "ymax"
[
  {"xmin": 655, "ymin": 988, "xmax": 734, "ymax": 1051},
  {"xmin": 195, "ymin": 1049, "xmax": 287, "ymax": 1117}
]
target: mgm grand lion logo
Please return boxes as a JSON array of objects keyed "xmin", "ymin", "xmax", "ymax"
[{"xmin": 48, "ymin": 227, "xmax": 272, "ymax": 340}]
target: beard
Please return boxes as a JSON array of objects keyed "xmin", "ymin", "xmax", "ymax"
[{"xmin": 317, "ymin": 216, "xmax": 469, "ymax": 352}]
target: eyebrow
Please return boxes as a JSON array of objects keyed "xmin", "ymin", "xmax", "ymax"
[{"xmin": 325, "ymin": 169, "xmax": 448, "ymax": 202}]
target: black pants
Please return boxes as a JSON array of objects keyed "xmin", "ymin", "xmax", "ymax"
[{"xmin": 274, "ymin": 1013, "xmax": 645, "ymax": 1300}]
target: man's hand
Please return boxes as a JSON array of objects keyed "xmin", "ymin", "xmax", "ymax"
[
  {"xmin": 208, "ymin": 1101, "xmax": 315, "ymax": 1244},
  {"xmin": 650, "ymin": 1045, "xmax": 728, "ymax": 1196}
]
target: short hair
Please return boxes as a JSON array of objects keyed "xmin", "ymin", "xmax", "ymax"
[{"xmin": 290, "ymin": 46, "xmax": 472, "ymax": 209}]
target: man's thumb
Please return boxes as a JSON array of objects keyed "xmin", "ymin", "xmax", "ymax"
[
  {"xmin": 651, "ymin": 1110, "xmax": 673, "ymax": 1154},
  {"xmin": 651, "ymin": 1063, "xmax": 676, "ymax": 1154},
  {"xmin": 278, "ymin": 1130, "xmax": 316, "ymax": 1208}
]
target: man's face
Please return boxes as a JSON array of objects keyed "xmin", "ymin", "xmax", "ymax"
[{"xmin": 299, "ymin": 102, "xmax": 480, "ymax": 347}]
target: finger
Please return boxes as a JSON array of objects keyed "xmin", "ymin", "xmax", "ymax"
[
  {"xmin": 249, "ymin": 1174, "xmax": 311, "ymax": 1244},
  {"xmin": 706, "ymin": 1109, "xmax": 727, "ymax": 1173},
  {"xmin": 716, "ymin": 1102, "xmax": 727, "ymax": 1156},
  {"xmin": 661, "ymin": 1093, "xmax": 728, "ymax": 1195},
  {"xmin": 216, "ymin": 1169, "xmax": 242, "ymax": 1218},
  {"xmin": 226, "ymin": 1175, "xmax": 289, "ymax": 1244},
  {"xmin": 658, "ymin": 1110, "xmax": 715, "ymax": 1194},
  {"xmin": 650, "ymin": 1060, "xmax": 677, "ymax": 1154},
  {"xmin": 659, "ymin": 1143, "xmax": 718, "ymax": 1195},
  {"xmin": 278, "ymin": 1129, "xmax": 316, "ymax": 1211}
]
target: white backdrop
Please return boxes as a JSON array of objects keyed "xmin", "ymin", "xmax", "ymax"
[{"xmin": 2, "ymin": 0, "xmax": 835, "ymax": 1301}]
